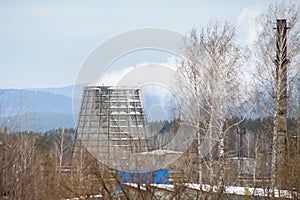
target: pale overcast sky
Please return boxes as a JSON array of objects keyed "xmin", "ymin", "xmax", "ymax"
[{"xmin": 0, "ymin": 0, "xmax": 298, "ymax": 88}]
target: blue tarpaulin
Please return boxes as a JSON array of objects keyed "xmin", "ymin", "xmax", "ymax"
[{"xmin": 116, "ymin": 169, "xmax": 169, "ymax": 191}]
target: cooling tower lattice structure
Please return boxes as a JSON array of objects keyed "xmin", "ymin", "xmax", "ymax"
[{"xmin": 74, "ymin": 86, "xmax": 149, "ymax": 170}]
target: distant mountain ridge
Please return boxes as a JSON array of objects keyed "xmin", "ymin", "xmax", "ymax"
[
  {"xmin": 0, "ymin": 85, "xmax": 176, "ymax": 132},
  {"xmin": 27, "ymin": 85, "xmax": 75, "ymax": 98},
  {"xmin": 0, "ymin": 86, "xmax": 77, "ymax": 131},
  {"xmin": 0, "ymin": 89, "xmax": 74, "ymax": 116}
]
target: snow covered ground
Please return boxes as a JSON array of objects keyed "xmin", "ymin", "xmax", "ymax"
[
  {"xmin": 124, "ymin": 182, "xmax": 298, "ymax": 198},
  {"xmin": 63, "ymin": 183, "xmax": 298, "ymax": 199}
]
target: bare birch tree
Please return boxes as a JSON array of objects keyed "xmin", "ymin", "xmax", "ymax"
[{"xmin": 176, "ymin": 21, "xmax": 248, "ymax": 195}]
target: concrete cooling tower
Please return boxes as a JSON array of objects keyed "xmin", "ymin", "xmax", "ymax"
[{"xmin": 74, "ymin": 86, "xmax": 149, "ymax": 170}]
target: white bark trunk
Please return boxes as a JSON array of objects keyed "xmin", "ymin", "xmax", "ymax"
[
  {"xmin": 208, "ymin": 112, "xmax": 214, "ymax": 185},
  {"xmin": 197, "ymin": 124, "xmax": 202, "ymax": 185},
  {"xmin": 218, "ymin": 121, "xmax": 225, "ymax": 190}
]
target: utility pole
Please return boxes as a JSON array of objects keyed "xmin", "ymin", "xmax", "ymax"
[
  {"xmin": 237, "ymin": 127, "xmax": 246, "ymax": 182},
  {"xmin": 237, "ymin": 127, "xmax": 246, "ymax": 158}
]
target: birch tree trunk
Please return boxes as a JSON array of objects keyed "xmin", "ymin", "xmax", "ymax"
[{"xmin": 217, "ymin": 120, "xmax": 225, "ymax": 190}]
